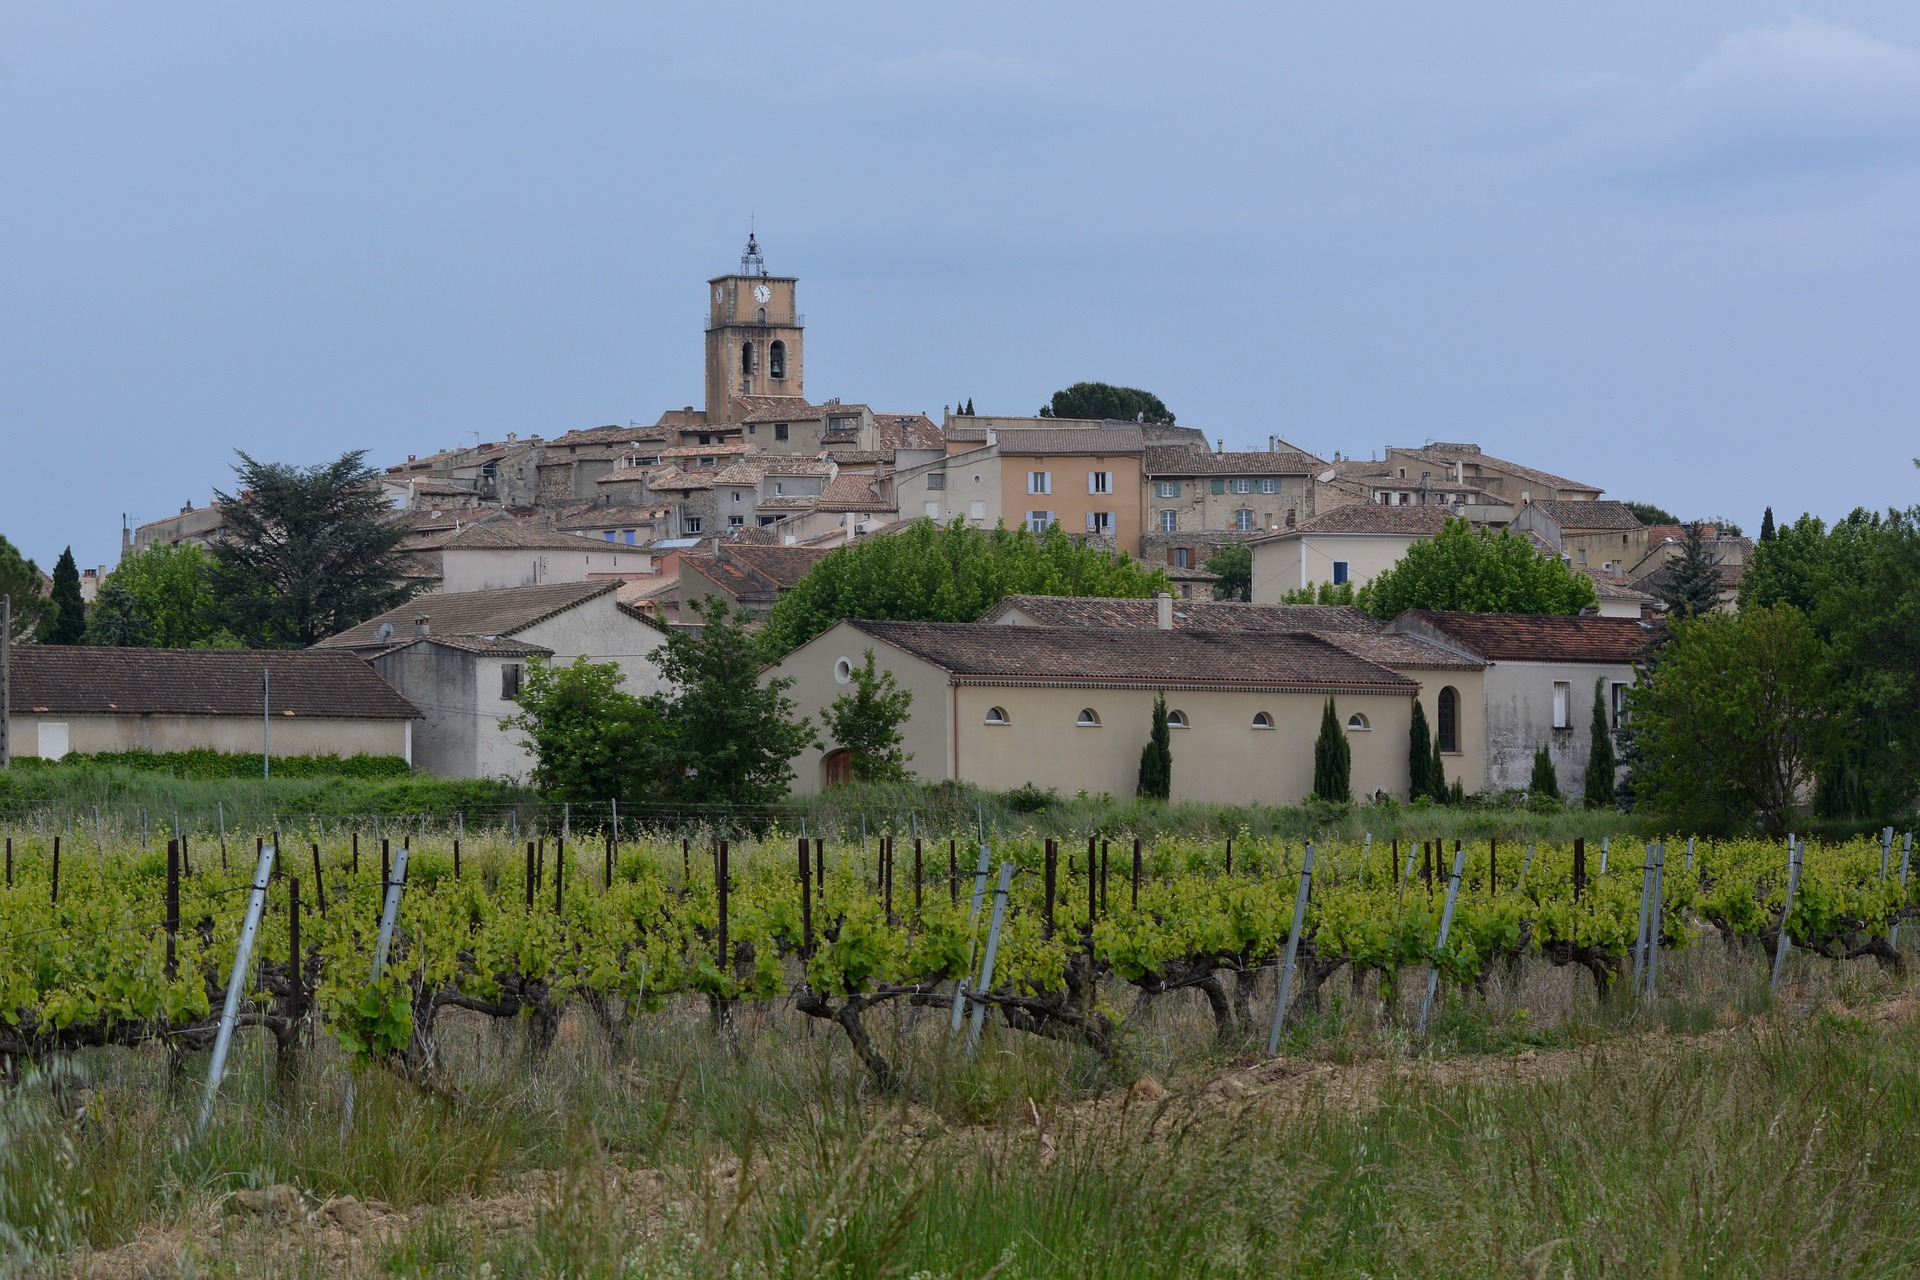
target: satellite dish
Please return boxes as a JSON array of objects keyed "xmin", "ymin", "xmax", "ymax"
[{"xmin": 377, "ymin": 622, "xmax": 393, "ymax": 642}]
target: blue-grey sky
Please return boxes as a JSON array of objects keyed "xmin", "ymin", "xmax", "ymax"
[{"xmin": 4, "ymin": 3, "xmax": 1917, "ymax": 569}]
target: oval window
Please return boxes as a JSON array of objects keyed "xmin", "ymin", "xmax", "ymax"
[
  {"xmin": 1077, "ymin": 708, "xmax": 1102, "ymax": 727},
  {"xmin": 833, "ymin": 657, "xmax": 853, "ymax": 684}
]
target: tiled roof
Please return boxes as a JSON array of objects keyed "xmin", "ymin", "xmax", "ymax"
[
  {"xmin": 825, "ymin": 449, "xmax": 889, "ymax": 466},
  {"xmin": 817, "ymin": 474, "xmax": 894, "ymax": 512},
  {"xmin": 660, "ymin": 443, "xmax": 752, "ymax": 461},
  {"xmin": 1398, "ymin": 444, "xmax": 1599, "ymax": 496},
  {"xmin": 8, "ymin": 647, "xmax": 419, "ymax": 719},
  {"xmin": 754, "ymin": 495, "xmax": 820, "ymax": 511},
  {"xmin": 724, "ymin": 544, "xmax": 827, "ymax": 588},
  {"xmin": 1395, "ymin": 610, "xmax": 1662, "ymax": 664},
  {"xmin": 595, "ymin": 467, "xmax": 654, "ymax": 486},
  {"xmin": 403, "ymin": 635, "xmax": 554, "ymax": 657},
  {"xmin": 437, "ymin": 521, "xmax": 599, "ymax": 551},
  {"xmin": 1143, "ymin": 446, "xmax": 1320, "ymax": 476},
  {"xmin": 1529, "ymin": 500, "xmax": 1643, "ymax": 532},
  {"xmin": 877, "ymin": 413, "xmax": 943, "ymax": 451},
  {"xmin": 316, "ymin": 580, "xmax": 620, "ymax": 650},
  {"xmin": 552, "ymin": 504, "xmax": 663, "ymax": 532},
  {"xmin": 1164, "ymin": 566, "xmax": 1220, "ymax": 582},
  {"xmin": 1320, "ymin": 632, "xmax": 1487, "ymax": 671},
  {"xmin": 1256, "ymin": 505, "xmax": 1454, "ymax": 539},
  {"xmin": 737, "ymin": 399, "xmax": 851, "ymax": 424},
  {"xmin": 1579, "ymin": 567, "xmax": 1657, "ymax": 603},
  {"xmin": 550, "ymin": 424, "xmax": 668, "ymax": 447},
  {"xmin": 992, "ymin": 427, "xmax": 1145, "ymax": 456},
  {"xmin": 616, "ymin": 577, "xmax": 680, "ymax": 606},
  {"xmin": 646, "ymin": 466, "xmax": 713, "ymax": 492},
  {"xmin": 844, "ymin": 622, "xmax": 1417, "ymax": 692},
  {"xmin": 982, "ymin": 595, "xmax": 1385, "ymax": 634}
]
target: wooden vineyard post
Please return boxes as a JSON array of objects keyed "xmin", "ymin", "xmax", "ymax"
[
  {"xmin": 351, "ymin": 831, "xmax": 359, "ymax": 875},
  {"xmin": 1421, "ymin": 841, "xmax": 1432, "ymax": 893},
  {"xmin": 536, "ymin": 838, "xmax": 545, "ymax": 892},
  {"xmin": 1100, "ymin": 839, "xmax": 1109, "ymax": 915},
  {"xmin": 682, "ymin": 838, "xmax": 690, "ymax": 889},
  {"xmin": 311, "ymin": 843, "xmax": 327, "ymax": 915},
  {"xmin": 288, "ymin": 877, "xmax": 303, "ymax": 1025},
  {"xmin": 1417, "ymin": 844, "xmax": 1468, "ymax": 1034},
  {"xmin": 815, "ymin": 838, "xmax": 825, "ymax": 890},
  {"xmin": 799, "ymin": 837, "xmax": 813, "ymax": 957},
  {"xmin": 5, "ymin": 836, "xmax": 11, "ymax": 889},
  {"xmin": 1893, "ymin": 833, "xmax": 1914, "ymax": 949},
  {"xmin": 914, "ymin": 838, "xmax": 924, "ymax": 916},
  {"xmin": 165, "ymin": 838, "xmax": 180, "ymax": 980},
  {"xmin": 524, "ymin": 842, "xmax": 535, "ymax": 909},
  {"xmin": 453, "ymin": 838, "xmax": 461, "ymax": 880},
  {"xmin": 181, "ymin": 830, "xmax": 191, "ymax": 877},
  {"xmin": 381, "ymin": 840, "xmax": 390, "ymax": 899},
  {"xmin": 1044, "ymin": 839, "xmax": 1057, "ymax": 938},
  {"xmin": 716, "ymin": 840, "xmax": 730, "ymax": 975},
  {"xmin": 1573, "ymin": 838, "xmax": 1586, "ymax": 902},
  {"xmin": 50, "ymin": 835, "xmax": 58, "ymax": 905},
  {"xmin": 1267, "ymin": 842, "xmax": 1318, "ymax": 1054},
  {"xmin": 1225, "ymin": 837, "xmax": 1232, "ymax": 876},
  {"xmin": 949, "ymin": 840, "xmax": 958, "ymax": 906},
  {"xmin": 1771, "ymin": 836, "xmax": 1803, "ymax": 994},
  {"xmin": 1131, "ymin": 838, "xmax": 1142, "ymax": 909},
  {"xmin": 553, "ymin": 835, "xmax": 565, "ymax": 917}
]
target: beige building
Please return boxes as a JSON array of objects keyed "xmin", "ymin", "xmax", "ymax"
[
  {"xmin": 1246, "ymin": 505, "xmax": 1453, "ymax": 601},
  {"xmin": 435, "ymin": 520, "xmax": 653, "ymax": 593},
  {"xmin": 891, "ymin": 426, "xmax": 1147, "ymax": 548},
  {"xmin": 1141, "ymin": 445, "xmax": 1320, "ymax": 570},
  {"xmin": 771, "ymin": 618, "xmax": 1460, "ymax": 802},
  {"xmin": 5, "ymin": 647, "xmax": 419, "ymax": 762},
  {"xmin": 1511, "ymin": 500, "xmax": 1649, "ymax": 576},
  {"xmin": 1382, "ymin": 443, "xmax": 1603, "ymax": 504}
]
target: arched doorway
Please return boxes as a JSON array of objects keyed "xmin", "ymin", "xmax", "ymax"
[{"xmin": 822, "ymin": 749, "xmax": 854, "ymax": 788}]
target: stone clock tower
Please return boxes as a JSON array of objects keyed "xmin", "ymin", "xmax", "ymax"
[{"xmin": 704, "ymin": 233, "xmax": 804, "ymax": 420}]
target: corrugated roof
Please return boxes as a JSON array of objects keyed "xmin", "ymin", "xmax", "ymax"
[
  {"xmin": 8, "ymin": 647, "xmax": 419, "ymax": 719},
  {"xmin": 316, "ymin": 580, "xmax": 619, "ymax": 650}
]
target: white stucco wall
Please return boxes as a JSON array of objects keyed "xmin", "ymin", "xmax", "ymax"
[{"xmin": 1480, "ymin": 661, "xmax": 1637, "ymax": 794}]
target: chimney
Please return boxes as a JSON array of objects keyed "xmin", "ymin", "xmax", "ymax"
[
  {"xmin": 1217, "ymin": 438, "xmax": 1224, "ymax": 452},
  {"xmin": 1154, "ymin": 591, "xmax": 1174, "ymax": 630},
  {"xmin": 985, "ymin": 427, "xmax": 997, "ymax": 446},
  {"xmin": 414, "ymin": 616, "xmax": 430, "ymax": 638}
]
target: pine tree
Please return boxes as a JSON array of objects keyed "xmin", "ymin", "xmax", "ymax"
[
  {"xmin": 85, "ymin": 581, "xmax": 151, "ymax": 647},
  {"xmin": 964, "ymin": 398, "xmax": 974, "ymax": 415},
  {"xmin": 1313, "ymin": 697, "xmax": 1352, "ymax": 802},
  {"xmin": 1430, "ymin": 737, "xmax": 1447, "ymax": 804},
  {"xmin": 1408, "ymin": 700, "xmax": 1433, "ymax": 800},
  {"xmin": 1530, "ymin": 745, "xmax": 1562, "ymax": 800},
  {"xmin": 1583, "ymin": 678, "xmax": 1615, "ymax": 809},
  {"xmin": 42, "ymin": 547, "xmax": 85, "ymax": 644},
  {"xmin": 1658, "ymin": 521, "xmax": 1722, "ymax": 618},
  {"xmin": 1137, "ymin": 693, "xmax": 1172, "ymax": 800},
  {"xmin": 1759, "ymin": 506, "xmax": 1775, "ymax": 543}
]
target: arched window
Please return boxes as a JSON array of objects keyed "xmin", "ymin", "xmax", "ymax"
[
  {"xmin": 769, "ymin": 340, "xmax": 787, "ymax": 379},
  {"xmin": 1437, "ymin": 686, "xmax": 1459, "ymax": 754},
  {"xmin": 740, "ymin": 342, "xmax": 755, "ymax": 376},
  {"xmin": 1077, "ymin": 708, "xmax": 1102, "ymax": 727},
  {"xmin": 1251, "ymin": 711, "xmax": 1274, "ymax": 730},
  {"xmin": 984, "ymin": 706, "xmax": 1010, "ymax": 725},
  {"xmin": 1346, "ymin": 713, "xmax": 1370, "ymax": 731},
  {"xmin": 1167, "ymin": 710, "xmax": 1189, "ymax": 729},
  {"xmin": 757, "ymin": 305, "xmax": 767, "ymax": 324}
]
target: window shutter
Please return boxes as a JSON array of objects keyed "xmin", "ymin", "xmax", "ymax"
[{"xmin": 1211, "ymin": 478, "xmax": 1226, "ymax": 495}]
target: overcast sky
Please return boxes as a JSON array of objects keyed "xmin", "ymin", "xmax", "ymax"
[{"xmin": 4, "ymin": 3, "xmax": 1918, "ymax": 569}]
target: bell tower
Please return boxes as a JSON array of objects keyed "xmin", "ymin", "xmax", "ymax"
[{"xmin": 704, "ymin": 232, "xmax": 804, "ymax": 421}]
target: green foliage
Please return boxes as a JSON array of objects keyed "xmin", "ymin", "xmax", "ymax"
[
  {"xmin": 1702, "ymin": 515, "xmax": 1745, "ymax": 538},
  {"xmin": 506, "ymin": 656, "xmax": 665, "ymax": 803},
  {"xmin": 655, "ymin": 597, "xmax": 817, "ymax": 809},
  {"xmin": 211, "ymin": 450, "xmax": 415, "ymax": 648},
  {"xmin": 41, "ymin": 548, "xmax": 85, "ymax": 645},
  {"xmin": 1408, "ymin": 701, "xmax": 1433, "ymax": 801},
  {"xmin": 1759, "ymin": 506, "xmax": 1776, "ymax": 542},
  {"xmin": 91, "ymin": 543, "xmax": 226, "ymax": 648},
  {"xmin": 1205, "ymin": 543, "xmax": 1250, "ymax": 601},
  {"xmin": 1036, "ymin": 381, "xmax": 1174, "ymax": 424},
  {"xmin": 1136, "ymin": 694, "xmax": 1172, "ymax": 801},
  {"xmin": 1656, "ymin": 522, "xmax": 1722, "ymax": 618},
  {"xmin": 758, "ymin": 519, "xmax": 1171, "ymax": 655},
  {"xmin": 820, "ymin": 650, "xmax": 915, "ymax": 783},
  {"xmin": 1313, "ymin": 698, "xmax": 1351, "ymax": 803},
  {"xmin": 1623, "ymin": 501, "xmax": 1679, "ymax": 526},
  {"xmin": 1529, "ymin": 746, "xmax": 1561, "ymax": 801},
  {"xmin": 1583, "ymin": 679, "xmax": 1615, "ymax": 810},
  {"xmin": 1627, "ymin": 606, "xmax": 1829, "ymax": 833},
  {"xmin": 35, "ymin": 749, "xmax": 410, "ymax": 780},
  {"xmin": 1430, "ymin": 737, "xmax": 1447, "ymax": 804},
  {"xmin": 1358, "ymin": 518, "xmax": 1597, "ymax": 619},
  {"xmin": 1280, "ymin": 579, "xmax": 1357, "ymax": 605},
  {"xmin": 0, "ymin": 533, "xmax": 46, "ymax": 643}
]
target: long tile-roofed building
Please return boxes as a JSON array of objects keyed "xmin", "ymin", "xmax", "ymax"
[
  {"xmin": 981, "ymin": 595, "xmax": 1385, "ymax": 634},
  {"xmin": 1143, "ymin": 446, "xmax": 1322, "ymax": 476},
  {"xmin": 987, "ymin": 426, "xmax": 1146, "ymax": 456},
  {"xmin": 7, "ymin": 647, "xmax": 420, "ymax": 720},
  {"xmin": 1393, "ymin": 610, "xmax": 1662, "ymax": 665},
  {"xmin": 1527, "ymin": 499, "xmax": 1643, "ymax": 531},
  {"xmin": 316, "ymin": 580, "xmax": 621, "ymax": 651},
  {"xmin": 1262, "ymin": 504, "xmax": 1455, "ymax": 538}
]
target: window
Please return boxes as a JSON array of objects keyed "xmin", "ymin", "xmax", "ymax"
[
  {"xmin": 834, "ymin": 657, "xmax": 854, "ymax": 684},
  {"xmin": 699, "ymin": 457, "xmax": 716, "ymax": 468},
  {"xmin": 624, "ymin": 530, "xmax": 636, "ymax": 544},
  {"xmin": 1611, "ymin": 681, "xmax": 1630, "ymax": 728},
  {"xmin": 769, "ymin": 340, "xmax": 786, "ymax": 379},
  {"xmin": 1332, "ymin": 561, "xmax": 1349, "ymax": 586},
  {"xmin": 985, "ymin": 706, "xmax": 1010, "ymax": 726},
  {"xmin": 1076, "ymin": 708, "xmax": 1102, "ymax": 727},
  {"xmin": 732, "ymin": 490, "xmax": 742, "ymax": 503},
  {"xmin": 1260, "ymin": 478, "xmax": 1277, "ymax": 494},
  {"xmin": 684, "ymin": 516, "xmax": 703, "ymax": 533},
  {"xmin": 1028, "ymin": 471, "xmax": 1053, "ymax": 495},
  {"xmin": 773, "ymin": 482, "xmax": 784, "ymax": 496},
  {"xmin": 1089, "ymin": 471, "xmax": 1113, "ymax": 495},
  {"xmin": 926, "ymin": 473, "xmax": 946, "ymax": 490},
  {"xmin": 1234, "ymin": 509, "xmax": 1255, "ymax": 532},
  {"xmin": 1251, "ymin": 712, "xmax": 1274, "ymax": 730},
  {"xmin": 501, "ymin": 664, "xmax": 524, "ymax": 701},
  {"xmin": 1211, "ymin": 478, "xmax": 1227, "ymax": 495},
  {"xmin": 774, "ymin": 423, "xmax": 789, "ymax": 441},
  {"xmin": 729, "ymin": 515, "xmax": 744, "ymax": 527},
  {"xmin": 740, "ymin": 342, "xmax": 754, "ymax": 376},
  {"xmin": 1026, "ymin": 510, "xmax": 1054, "ymax": 533},
  {"xmin": 1086, "ymin": 511, "xmax": 1114, "ymax": 535},
  {"xmin": 1438, "ymin": 686, "xmax": 1459, "ymax": 753},
  {"xmin": 1552, "ymin": 681, "xmax": 1571, "ymax": 730},
  {"xmin": 1167, "ymin": 710, "xmax": 1189, "ymax": 729},
  {"xmin": 1576, "ymin": 548, "xmax": 1588, "ymax": 566},
  {"xmin": 1159, "ymin": 509, "xmax": 1178, "ymax": 533},
  {"xmin": 697, "ymin": 433, "xmax": 712, "ymax": 445},
  {"xmin": 923, "ymin": 500, "xmax": 941, "ymax": 518},
  {"xmin": 1170, "ymin": 547, "xmax": 1191, "ymax": 569},
  {"xmin": 968, "ymin": 500, "xmax": 987, "ymax": 521},
  {"xmin": 1232, "ymin": 478, "xmax": 1252, "ymax": 494},
  {"xmin": 1347, "ymin": 713, "xmax": 1370, "ymax": 731},
  {"xmin": 605, "ymin": 531, "xmax": 616, "ymax": 542},
  {"xmin": 1156, "ymin": 481, "xmax": 1179, "ymax": 498}
]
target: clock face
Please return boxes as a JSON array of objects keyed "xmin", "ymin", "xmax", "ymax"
[
  {"xmin": 753, "ymin": 283, "xmax": 771, "ymax": 304},
  {"xmin": 713, "ymin": 286, "xmax": 723, "ymax": 304}
]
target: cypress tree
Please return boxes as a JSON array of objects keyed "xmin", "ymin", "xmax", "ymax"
[
  {"xmin": 965, "ymin": 397, "xmax": 975, "ymax": 415},
  {"xmin": 1759, "ymin": 506, "xmax": 1775, "ymax": 543},
  {"xmin": 1530, "ymin": 745, "xmax": 1562, "ymax": 800},
  {"xmin": 1408, "ymin": 700, "xmax": 1433, "ymax": 800},
  {"xmin": 1313, "ymin": 697, "xmax": 1351, "ymax": 802},
  {"xmin": 1136, "ymin": 693, "xmax": 1172, "ymax": 801},
  {"xmin": 1430, "ymin": 736, "xmax": 1447, "ymax": 804},
  {"xmin": 43, "ymin": 547, "xmax": 86, "ymax": 645},
  {"xmin": 1583, "ymin": 679, "xmax": 1615, "ymax": 809}
]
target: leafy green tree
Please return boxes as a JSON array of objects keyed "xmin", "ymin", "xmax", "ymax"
[
  {"xmin": 1313, "ymin": 697, "xmax": 1351, "ymax": 803},
  {"xmin": 1408, "ymin": 699, "xmax": 1433, "ymax": 800},
  {"xmin": 1739, "ymin": 512, "xmax": 1828, "ymax": 615},
  {"xmin": 1037, "ymin": 382, "xmax": 1175, "ymax": 424},
  {"xmin": 1702, "ymin": 516, "xmax": 1744, "ymax": 538},
  {"xmin": 1137, "ymin": 693, "xmax": 1172, "ymax": 800},
  {"xmin": 1279, "ymin": 580, "xmax": 1357, "ymax": 605},
  {"xmin": 85, "ymin": 581, "xmax": 152, "ymax": 647},
  {"xmin": 504, "ymin": 656, "xmax": 666, "ymax": 802},
  {"xmin": 1759, "ymin": 506, "xmax": 1775, "ymax": 543},
  {"xmin": 1657, "ymin": 522, "xmax": 1722, "ymax": 618},
  {"xmin": 90, "ymin": 543, "xmax": 223, "ymax": 648},
  {"xmin": 41, "ymin": 548, "xmax": 85, "ymax": 644},
  {"xmin": 1528, "ymin": 746, "xmax": 1561, "ymax": 801},
  {"xmin": 1627, "ymin": 606, "xmax": 1829, "ymax": 833},
  {"xmin": 1205, "ymin": 544, "xmax": 1250, "ymax": 601},
  {"xmin": 1583, "ymin": 679, "xmax": 1615, "ymax": 810},
  {"xmin": 654, "ymin": 597, "xmax": 817, "ymax": 808},
  {"xmin": 1624, "ymin": 501, "xmax": 1679, "ymax": 526},
  {"xmin": 1358, "ymin": 518, "xmax": 1597, "ymax": 619},
  {"xmin": 211, "ymin": 450, "xmax": 414, "ymax": 648},
  {"xmin": 820, "ymin": 649, "xmax": 914, "ymax": 783},
  {"xmin": 0, "ymin": 535, "xmax": 45, "ymax": 643},
  {"xmin": 758, "ymin": 519, "xmax": 1171, "ymax": 655}
]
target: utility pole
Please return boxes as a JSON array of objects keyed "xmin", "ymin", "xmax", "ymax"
[
  {"xmin": 262, "ymin": 667, "xmax": 270, "ymax": 779},
  {"xmin": 1, "ymin": 594, "xmax": 11, "ymax": 771}
]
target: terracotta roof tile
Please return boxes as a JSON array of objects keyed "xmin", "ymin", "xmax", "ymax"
[
  {"xmin": 316, "ymin": 580, "xmax": 620, "ymax": 650},
  {"xmin": 1528, "ymin": 500, "xmax": 1643, "ymax": 532},
  {"xmin": 437, "ymin": 521, "xmax": 600, "ymax": 551},
  {"xmin": 1143, "ymin": 446, "xmax": 1321, "ymax": 476},
  {"xmin": 1395, "ymin": 610, "xmax": 1663, "ymax": 663},
  {"xmin": 817, "ymin": 474, "xmax": 894, "ymax": 512},
  {"xmin": 992, "ymin": 427, "xmax": 1145, "ymax": 456},
  {"xmin": 8, "ymin": 647, "xmax": 419, "ymax": 718},
  {"xmin": 1397, "ymin": 444, "xmax": 1599, "ymax": 495},
  {"xmin": 877, "ymin": 412, "xmax": 943, "ymax": 451},
  {"xmin": 1257, "ymin": 505, "xmax": 1454, "ymax": 539},
  {"xmin": 982, "ymin": 595, "xmax": 1385, "ymax": 634}
]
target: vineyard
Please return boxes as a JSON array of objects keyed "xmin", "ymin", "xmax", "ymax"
[{"xmin": 2, "ymin": 813, "xmax": 1913, "ymax": 1102}]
